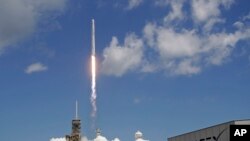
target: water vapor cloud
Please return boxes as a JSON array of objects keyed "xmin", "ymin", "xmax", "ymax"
[
  {"xmin": 0, "ymin": 0, "xmax": 67, "ymax": 55},
  {"xmin": 101, "ymin": 0, "xmax": 250, "ymax": 76}
]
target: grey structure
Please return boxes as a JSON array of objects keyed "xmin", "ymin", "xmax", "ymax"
[
  {"xmin": 66, "ymin": 102, "xmax": 82, "ymax": 141},
  {"xmin": 168, "ymin": 119, "xmax": 250, "ymax": 141}
]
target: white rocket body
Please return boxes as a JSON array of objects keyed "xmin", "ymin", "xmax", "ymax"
[
  {"xmin": 91, "ymin": 19, "xmax": 97, "ymax": 119},
  {"xmin": 91, "ymin": 19, "xmax": 95, "ymax": 56}
]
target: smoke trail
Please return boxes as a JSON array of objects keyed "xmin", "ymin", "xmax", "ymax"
[{"xmin": 91, "ymin": 55, "xmax": 97, "ymax": 118}]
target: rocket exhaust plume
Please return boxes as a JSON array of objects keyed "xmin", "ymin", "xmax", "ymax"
[{"xmin": 91, "ymin": 19, "xmax": 97, "ymax": 119}]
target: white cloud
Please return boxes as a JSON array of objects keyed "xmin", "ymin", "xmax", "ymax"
[
  {"xmin": 154, "ymin": 0, "xmax": 185, "ymax": 22},
  {"xmin": 25, "ymin": 62, "xmax": 48, "ymax": 74},
  {"xmin": 156, "ymin": 28, "xmax": 202, "ymax": 59},
  {"xmin": 126, "ymin": 0, "xmax": 144, "ymax": 10},
  {"xmin": 170, "ymin": 59, "xmax": 201, "ymax": 75},
  {"xmin": 191, "ymin": 0, "xmax": 233, "ymax": 30},
  {"xmin": 0, "ymin": 0, "xmax": 67, "ymax": 55},
  {"xmin": 164, "ymin": 0, "xmax": 185, "ymax": 23},
  {"xmin": 233, "ymin": 21, "xmax": 244, "ymax": 29},
  {"xmin": 140, "ymin": 62, "xmax": 158, "ymax": 73},
  {"xmin": 192, "ymin": 0, "xmax": 220, "ymax": 22},
  {"xmin": 101, "ymin": 34, "xmax": 144, "ymax": 76},
  {"xmin": 101, "ymin": 0, "xmax": 250, "ymax": 76},
  {"xmin": 102, "ymin": 21, "xmax": 250, "ymax": 76},
  {"xmin": 143, "ymin": 22, "xmax": 250, "ymax": 75},
  {"xmin": 143, "ymin": 23, "xmax": 157, "ymax": 47},
  {"xmin": 204, "ymin": 30, "xmax": 250, "ymax": 65},
  {"xmin": 243, "ymin": 12, "xmax": 250, "ymax": 21},
  {"xmin": 143, "ymin": 24, "xmax": 203, "ymax": 75}
]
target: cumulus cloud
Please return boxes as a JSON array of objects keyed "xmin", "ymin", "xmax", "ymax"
[
  {"xmin": 143, "ymin": 22, "xmax": 250, "ymax": 75},
  {"xmin": 0, "ymin": 0, "xmax": 67, "ymax": 55},
  {"xmin": 243, "ymin": 12, "xmax": 250, "ymax": 21},
  {"xmin": 143, "ymin": 24, "xmax": 202, "ymax": 75},
  {"xmin": 163, "ymin": 0, "xmax": 185, "ymax": 23},
  {"xmin": 233, "ymin": 21, "xmax": 244, "ymax": 29},
  {"xmin": 126, "ymin": 0, "xmax": 144, "ymax": 10},
  {"xmin": 101, "ymin": 0, "xmax": 250, "ymax": 76},
  {"xmin": 191, "ymin": 0, "xmax": 233, "ymax": 30},
  {"xmin": 101, "ymin": 34, "xmax": 144, "ymax": 76},
  {"xmin": 25, "ymin": 62, "xmax": 48, "ymax": 74},
  {"xmin": 155, "ymin": 28, "xmax": 201, "ymax": 59},
  {"xmin": 155, "ymin": 0, "xmax": 185, "ymax": 22},
  {"xmin": 160, "ymin": 59, "xmax": 201, "ymax": 76}
]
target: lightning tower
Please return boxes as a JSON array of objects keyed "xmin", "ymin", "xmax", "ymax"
[{"xmin": 66, "ymin": 101, "xmax": 81, "ymax": 141}]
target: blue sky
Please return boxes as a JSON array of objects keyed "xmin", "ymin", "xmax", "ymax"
[{"xmin": 0, "ymin": 0, "xmax": 250, "ymax": 141}]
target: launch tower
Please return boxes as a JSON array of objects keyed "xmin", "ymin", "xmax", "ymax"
[{"xmin": 66, "ymin": 101, "xmax": 81, "ymax": 141}]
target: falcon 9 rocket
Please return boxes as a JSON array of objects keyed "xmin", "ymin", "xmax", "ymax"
[{"xmin": 91, "ymin": 19, "xmax": 97, "ymax": 118}]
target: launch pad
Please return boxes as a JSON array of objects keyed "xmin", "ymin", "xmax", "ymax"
[{"xmin": 65, "ymin": 102, "xmax": 81, "ymax": 141}]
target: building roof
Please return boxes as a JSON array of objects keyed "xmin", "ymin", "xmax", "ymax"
[{"xmin": 168, "ymin": 119, "xmax": 250, "ymax": 139}]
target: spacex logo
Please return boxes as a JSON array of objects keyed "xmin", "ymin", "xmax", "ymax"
[
  {"xmin": 213, "ymin": 128, "xmax": 227, "ymax": 141},
  {"xmin": 195, "ymin": 128, "xmax": 227, "ymax": 141}
]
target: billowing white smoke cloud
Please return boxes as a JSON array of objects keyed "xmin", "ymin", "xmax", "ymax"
[
  {"xmin": 136, "ymin": 139, "xmax": 149, "ymax": 141},
  {"xmin": 50, "ymin": 137, "xmax": 66, "ymax": 141},
  {"xmin": 50, "ymin": 131, "xmax": 152, "ymax": 141},
  {"xmin": 101, "ymin": 0, "xmax": 250, "ymax": 76},
  {"xmin": 82, "ymin": 136, "xmax": 89, "ymax": 141},
  {"xmin": 0, "ymin": 0, "xmax": 67, "ymax": 55},
  {"xmin": 93, "ymin": 135, "xmax": 108, "ymax": 141},
  {"xmin": 50, "ymin": 137, "xmax": 88, "ymax": 141},
  {"xmin": 135, "ymin": 131, "xmax": 149, "ymax": 141},
  {"xmin": 112, "ymin": 138, "xmax": 121, "ymax": 141}
]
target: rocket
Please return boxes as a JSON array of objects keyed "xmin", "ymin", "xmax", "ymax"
[
  {"xmin": 90, "ymin": 19, "xmax": 97, "ymax": 119},
  {"xmin": 91, "ymin": 19, "xmax": 95, "ymax": 56}
]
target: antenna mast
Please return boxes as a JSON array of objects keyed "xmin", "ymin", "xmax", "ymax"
[{"xmin": 76, "ymin": 100, "xmax": 78, "ymax": 119}]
